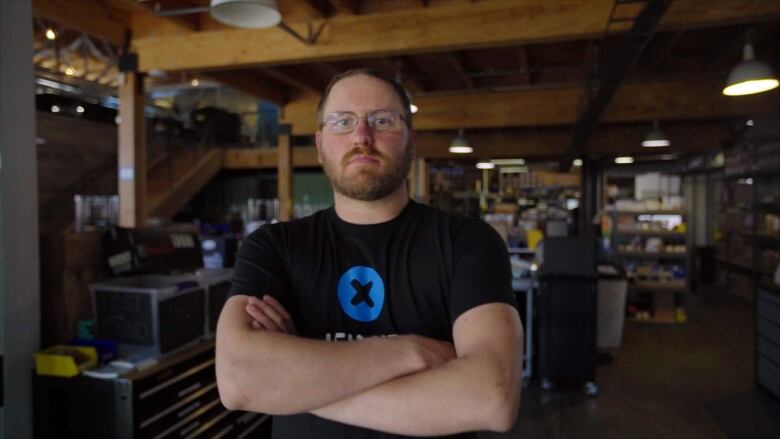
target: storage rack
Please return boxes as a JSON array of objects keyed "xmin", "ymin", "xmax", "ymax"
[
  {"xmin": 757, "ymin": 287, "xmax": 780, "ymax": 401},
  {"xmin": 609, "ymin": 209, "xmax": 690, "ymax": 323},
  {"xmin": 714, "ymin": 132, "xmax": 780, "ymax": 300}
]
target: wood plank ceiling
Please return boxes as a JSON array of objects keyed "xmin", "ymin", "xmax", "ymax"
[{"xmin": 31, "ymin": 0, "xmax": 780, "ymax": 159}]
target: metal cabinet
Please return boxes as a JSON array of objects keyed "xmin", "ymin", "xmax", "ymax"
[
  {"xmin": 757, "ymin": 288, "xmax": 780, "ymax": 400},
  {"xmin": 34, "ymin": 342, "xmax": 270, "ymax": 439}
]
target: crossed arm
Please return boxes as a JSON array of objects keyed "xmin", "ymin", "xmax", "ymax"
[{"xmin": 216, "ymin": 294, "xmax": 524, "ymax": 435}]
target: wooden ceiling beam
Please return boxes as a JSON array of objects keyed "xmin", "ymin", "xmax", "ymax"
[
  {"xmin": 285, "ymin": 0, "xmax": 327, "ymax": 20},
  {"xmin": 281, "ymin": 80, "xmax": 780, "ymax": 135},
  {"xmin": 260, "ymin": 67, "xmax": 322, "ymax": 94},
  {"xmin": 32, "ymin": 0, "xmax": 128, "ymax": 45},
  {"xmin": 328, "ymin": 0, "xmax": 359, "ymax": 16},
  {"xmin": 661, "ymin": 0, "xmax": 780, "ymax": 31},
  {"xmin": 134, "ymin": 1, "xmax": 615, "ymax": 72},
  {"xmin": 221, "ymin": 120, "xmax": 729, "ymax": 169},
  {"xmin": 391, "ymin": 56, "xmax": 427, "ymax": 93},
  {"xmin": 639, "ymin": 30, "xmax": 686, "ymax": 79},
  {"xmin": 414, "ymin": 121, "xmax": 729, "ymax": 159},
  {"xmin": 447, "ymin": 52, "xmax": 476, "ymax": 90},
  {"xmin": 206, "ymin": 71, "xmax": 289, "ymax": 105},
  {"xmin": 133, "ymin": 0, "xmax": 780, "ymax": 73},
  {"xmin": 516, "ymin": 46, "xmax": 532, "ymax": 86}
]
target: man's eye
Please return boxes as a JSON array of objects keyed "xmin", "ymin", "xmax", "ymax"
[
  {"xmin": 373, "ymin": 117, "xmax": 390, "ymax": 126},
  {"xmin": 334, "ymin": 118, "xmax": 353, "ymax": 127}
]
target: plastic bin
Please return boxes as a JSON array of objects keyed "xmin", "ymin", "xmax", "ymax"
[
  {"xmin": 90, "ymin": 274, "xmax": 206, "ymax": 358},
  {"xmin": 597, "ymin": 265, "xmax": 628, "ymax": 354}
]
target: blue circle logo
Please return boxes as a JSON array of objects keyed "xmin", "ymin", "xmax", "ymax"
[{"xmin": 337, "ymin": 266, "xmax": 385, "ymax": 322}]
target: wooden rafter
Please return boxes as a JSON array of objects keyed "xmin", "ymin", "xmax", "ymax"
[
  {"xmin": 133, "ymin": 1, "xmax": 615, "ymax": 72},
  {"xmin": 286, "ymin": 0, "xmax": 327, "ymax": 19},
  {"xmin": 281, "ymin": 80, "xmax": 780, "ymax": 135},
  {"xmin": 207, "ymin": 71, "xmax": 289, "ymax": 104},
  {"xmin": 32, "ymin": 0, "xmax": 128, "ymax": 45},
  {"xmin": 222, "ymin": 120, "xmax": 730, "ymax": 168},
  {"xmin": 328, "ymin": 0, "xmax": 359, "ymax": 16},
  {"xmin": 132, "ymin": 0, "xmax": 780, "ymax": 73},
  {"xmin": 387, "ymin": 57, "xmax": 426, "ymax": 93},
  {"xmin": 260, "ymin": 67, "xmax": 322, "ymax": 94},
  {"xmin": 515, "ymin": 46, "xmax": 532, "ymax": 86},
  {"xmin": 447, "ymin": 52, "xmax": 476, "ymax": 90}
]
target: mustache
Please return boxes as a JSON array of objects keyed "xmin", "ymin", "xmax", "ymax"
[{"xmin": 341, "ymin": 147, "xmax": 384, "ymax": 166}]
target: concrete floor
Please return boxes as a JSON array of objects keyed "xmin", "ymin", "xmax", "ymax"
[{"xmin": 482, "ymin": 287, "xmax": 780, "ymax": 439}]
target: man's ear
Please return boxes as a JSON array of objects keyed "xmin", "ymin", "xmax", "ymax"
[{"xmin": 315, "ymin": 130, "xmax": 323, "ymax": 164}]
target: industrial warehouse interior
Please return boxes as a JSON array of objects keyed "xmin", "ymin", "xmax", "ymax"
[{"xmin": 0, "ymin": 0, "xmax": 779, "ymax": 438}]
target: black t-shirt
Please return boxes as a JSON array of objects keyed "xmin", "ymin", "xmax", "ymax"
[{"xmin": 230, "ymin": 200, "xmax": 516, "ymax": 439}]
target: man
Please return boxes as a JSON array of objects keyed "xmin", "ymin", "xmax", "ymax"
[{"xmin": 216, "ymin": 69, "xmax": 524, "ymax": 438}]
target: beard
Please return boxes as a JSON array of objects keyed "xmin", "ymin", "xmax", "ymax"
[{"xmin": 321, "ymin": 141, "xmax": 414, "ymax": 201}]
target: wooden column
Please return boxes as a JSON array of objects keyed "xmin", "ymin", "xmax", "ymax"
[
  {"xmin": 118, "ymin": 71, "xmax": 146, "ymax": 227},
  {"xmin": 277, "ymin": 124, "xmax": 293, "ymax": 221},
  {"xmin": 409, "ymin": 157, "xmax": 429, "ymax": 204}
]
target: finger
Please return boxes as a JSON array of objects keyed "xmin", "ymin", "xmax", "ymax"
[
  {"xmin": 251, "ymin": 320, "xmax": 264, "ymax": 330},
  {"xmin": 245, "ymin": 303, "xmax": 267, "ymax": 322},
  {"xmin": 246, "ymin": 304, "xmax": 284, "ymax": 332},
  {"xmin": 256, "ymin": 300, "xmax": 294, "ymax": 333},
  {"xmin": 262, "ymin": 296, "xmax": 297, "ymax": 333},
  {"xmin": 262, "ymin": 295, "xmax": 293, "ymax": 320}
]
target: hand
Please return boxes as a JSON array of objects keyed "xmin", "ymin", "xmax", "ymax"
[
  {"xmin": 401, "ymin": 335, "xmax": 457, "ymax": 372},
  {"xmin": 245, "ymin": 295, "xmax": 297, "ymax": 335}
]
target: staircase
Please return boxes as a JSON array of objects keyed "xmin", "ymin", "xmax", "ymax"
[{"xmin": 146, "ymin": 147, "xmax": 225, "ymax": 219}]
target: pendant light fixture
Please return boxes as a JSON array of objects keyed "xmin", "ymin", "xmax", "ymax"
[
  {"xmin": 449, "ymin": 128, "xmax": 473, "ymax": 154},
  {"xmin": 722, "ymin": 43, "xmax": 779, "ymax": 96},
  {"xmin": 209, "ymin": 0, "xmax": 281, "ymax": 29},
  {"xmin": 642, "ymin": 120, "xmax": 670, "ymax": 148}
]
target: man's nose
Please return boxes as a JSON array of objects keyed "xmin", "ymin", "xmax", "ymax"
[{"xmin": 351, "ymin": 118, "xmax": 374, "ymax": 146}]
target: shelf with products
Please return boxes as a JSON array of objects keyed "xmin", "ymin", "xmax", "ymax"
[
  {"xmin": 714, "ymin": 129, "xmax": 780, "ymax": 300},
  {"xmin": 606, "ymin": 208, "xmax": 689, "ymax": 324},
  {"xmin": 617, "ymin": 251, "xmax": 687, "ymax": 260}
]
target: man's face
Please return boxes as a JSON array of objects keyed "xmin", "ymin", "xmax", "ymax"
[{"xmin": 316, "ymin": 75, "xmax": 414, "ymax": 201}]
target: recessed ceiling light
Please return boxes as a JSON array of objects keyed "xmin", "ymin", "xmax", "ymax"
[
  {"xmin": 491, "ymin": 158, "xmax": 525, "ymax": 165},
  {"xmin": 45, "ymin": 28, "xmax": 56, "ymax": 40},
  {"xmin": 615, "ymin": 156, "xmax": 634, "ymax": 164},
  {"xmin": 572, "ymin": 159, "xmax": 583, "ymax": 167},
  {"xmin": 499, "ymin": 166, "xmax": 528, "ymax": 174}
]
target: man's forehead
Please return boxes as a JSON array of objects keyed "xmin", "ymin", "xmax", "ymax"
[{"xmin": 324, "ymin": 75, "xmax": 403, "ymax": 111}]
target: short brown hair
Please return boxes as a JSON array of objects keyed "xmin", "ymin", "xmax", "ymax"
[{"xmin": 316, "ymin": 68, "xmax": 413, "ymax": 129}]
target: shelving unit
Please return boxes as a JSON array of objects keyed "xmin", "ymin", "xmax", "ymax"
[
  {"xmin": 714, "ymin": 132, "xmax": 780, "ymax": 300},
  {"xmin": 609, "ymin": 209, "xmax": 690, "ymax": 324}
]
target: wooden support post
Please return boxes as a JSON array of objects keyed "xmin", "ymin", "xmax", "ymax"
[
  {"xmin": 409, "ymin": 157, "xmax": 428, "ymax": 204},
  {"xmin": 277, "ymin": 125, "xmax": 293, "ymax": 221},
  {"xmin": 118, "ymin": 71, "xmax": 147, "ymax": 227}
]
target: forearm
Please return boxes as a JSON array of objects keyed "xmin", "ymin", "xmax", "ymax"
[
  {"xmin": 312, "ymin": 303, "xmax": 524, "ymax": 435},
  {"xmin": 311, "ymin": 352, "xmax": 522, "ymax": 435},
  {"xmin": 216, "ymin": 296, "xmax": 420, "ymax": 415}
]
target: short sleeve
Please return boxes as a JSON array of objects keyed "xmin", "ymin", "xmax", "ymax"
[
  {"xmin": 449, "ymin": 220, "xmax": 517, "ymax": 323},
  {"xmin": 229, "ymin": 225, "xmax": 290, "ymax": 304}
]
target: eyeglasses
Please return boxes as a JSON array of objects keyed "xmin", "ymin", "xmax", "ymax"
[{"xmin": 320, "ymin": 110, "xmax": 406, "ymax": 134}]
